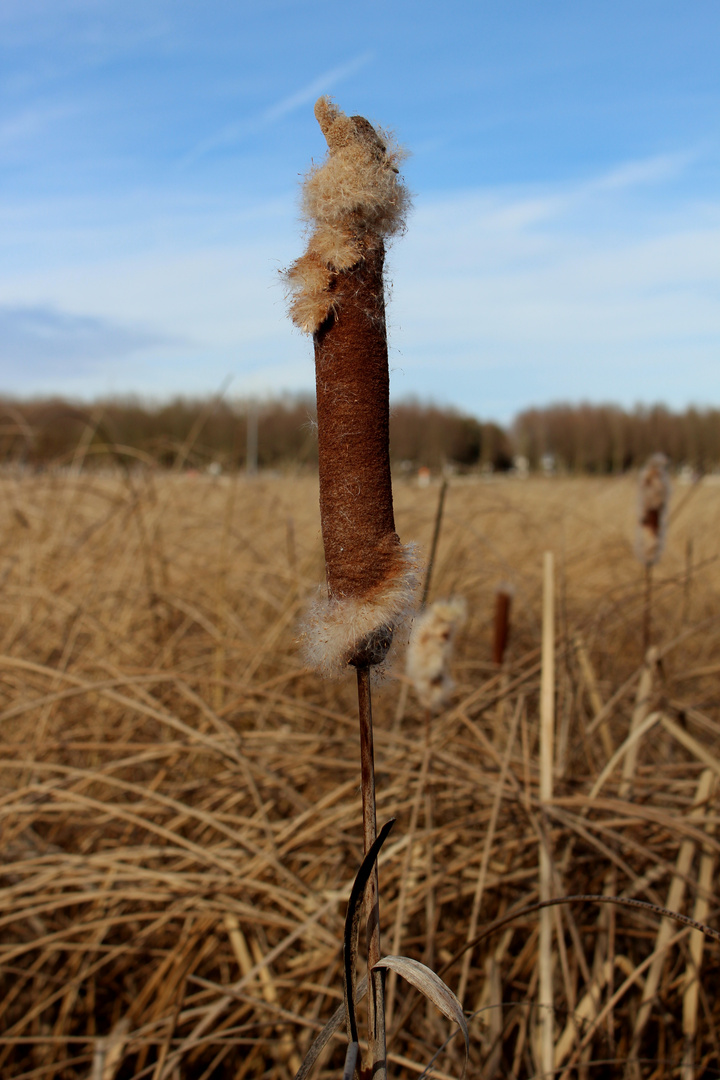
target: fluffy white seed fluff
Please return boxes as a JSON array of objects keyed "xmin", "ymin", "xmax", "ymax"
[
  {"xmin": 285, "ymin": 97, "xmax": 410, "ymax": 335},
  {"xmin": 406, "ymin": 597, "xmax": 467, "ymax": 712},
  {"xmin": 302, "ymin": 544, "xmax": 420, "ymax": 678}
]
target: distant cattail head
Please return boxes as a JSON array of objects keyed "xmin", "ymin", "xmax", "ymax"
[
  {"xmin": 406, "ymin": 597, "xmax": 467, "ymax": 712},
  {"xmin": 636, "ymin": 453, "xmax": 671, "ymax": 566},
  {"xmin": 492, "ymin": 584, "xmax": 514, "ymax": 666},
  {"xmin": 287, "ymin": 99, "xmax": 418, "ymax": 677}
]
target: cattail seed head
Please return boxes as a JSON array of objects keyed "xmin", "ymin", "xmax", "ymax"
[
  {"xmin": 286, "ymin": 99, "xmax": 418, "ymax": 676},
  {"xmin": 286, "ymin": 97, "xmax": 410, "ymax": 337},
  {"xmin": 406, "ymin": 597, "xmax": 467, "ymax": 712},
  {"xmin": 636, "ymin": 453, "xmax": 671, "ymax": 566},
  {"xmin": 492, "ymin": 584, "xmax": 514, "ymax": 666}
]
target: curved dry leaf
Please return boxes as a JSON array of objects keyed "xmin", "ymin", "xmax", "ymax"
[
  {"xmin": 291, "ymin": 820, "xmax": 398, "ymax": 1080},
  {"xmin": 293, "ymin": 974, "xmax": 367, "ymax": 1080},
  {"xmin": 344, "ymin": 818, "xmax": 396, "ymax": 1044},
  {"xmin": 374, "ymin": 955, "xmax": 469, "ymax": 1078}
]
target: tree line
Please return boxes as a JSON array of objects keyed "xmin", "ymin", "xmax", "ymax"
[
  {"xmin": 0, "ymin": 395, "xmax": 717, "ymax": 473},
  {"xmin": 512, "ymin": 403, "xmax": 720, "ymax": 473}
]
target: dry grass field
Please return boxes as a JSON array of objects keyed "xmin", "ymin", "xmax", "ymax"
[{"xmin": 2, "ymin": 467, "xmax": 720, "ymax": 1079}]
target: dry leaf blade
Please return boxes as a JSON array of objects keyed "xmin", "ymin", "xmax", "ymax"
[{"xmin": 373, "ymin": 955, "xmax": 469, "ymax": 1078}]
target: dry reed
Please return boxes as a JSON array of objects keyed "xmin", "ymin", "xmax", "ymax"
[{"xmin": 1, "ymin": 470, "xmax": 720, "ymax": 1078}]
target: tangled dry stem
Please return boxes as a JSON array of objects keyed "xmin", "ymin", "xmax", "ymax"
[{"xmin": 2, "ymin": 471, "xmax": 720, "ymax": 1078}]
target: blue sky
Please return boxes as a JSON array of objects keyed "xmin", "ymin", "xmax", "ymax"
[{"xmin": 1, "ymin": 1, "xmax": 718, "ymax": 423}]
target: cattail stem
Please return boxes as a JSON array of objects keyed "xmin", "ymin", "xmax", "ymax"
[
  {"xmin": 356, "ymin": 665, "xmax": 387, "ymax": 1080},
  {"xmin": 682, "ymin": 536, "xmax": 693, "ymax": 626},
  {"xmin": 643, "ymin": 563, "xmax": 653, "ymax": 654}
]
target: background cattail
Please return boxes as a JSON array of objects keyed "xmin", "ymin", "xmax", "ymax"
[
  {"xmin": 636, "ymin": 452, "xmax": 671, "ymax": 567},
  {"xmin": 492, "ymin": 584, "xmax": 514, "ymax": 666},
  {"xmin": 285, "ymin": 97, "xmax": 417, "ymax": 677},
  {"xmin": 406, "ymin": 597, "xmax": 467, "ymax": 712},
  {"xmin": 636, "ymin": 451, "xmax": 671, "ymax": 653}
]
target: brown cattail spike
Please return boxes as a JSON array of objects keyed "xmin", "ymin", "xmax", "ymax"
[
  {"xmin": 492, "ymin": 586, "xmax": 513, "ymax": 666},
  {"xmin": 286, "ymin": 99, "xmax": 417, "ymax": 676}
]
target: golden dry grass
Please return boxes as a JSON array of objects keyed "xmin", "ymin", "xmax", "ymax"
[{"xmin": 2, "ymin": 467, "xmax": 720, "ymax": 1079}]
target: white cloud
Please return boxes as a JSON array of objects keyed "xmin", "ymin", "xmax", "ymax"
[
  {"xmin": 0, "ymin": 149, "xmax": 718, "ymax": 417},
  {"xmin": 184, "ymin": 51, "xmax": 373, "ymax": 163},
  {"xmin": 0, "ymin": 304, "xmax": 178, "ymax": 397},
  {"xmin": 385, "ymin": 155, "xmax": 720, "ymax": 417},
  {"xmin": 585, "ymin": 150, "xmax": 696, "ymax": 193},
  {"xmin": 0, "ymin": 105, "xmax": 67, "ymax": 148}
]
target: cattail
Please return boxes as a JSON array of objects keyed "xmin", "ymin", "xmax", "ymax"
[
  {"xmin": 636, "ymin": 452, "xmax": 670, "ymax": 567},
  {"xmin": 492, "ymin": 584, "xmax": 513, "ymax": 666},
  {"xmin": 406, "ymin": 598, "xmax": 467, "ymax": 712},
  {"xmin": 285, "ymin": 98, "xmax": 416, "ymax": 1080},
  {"xmin": 286, "ymin": 97, "xmax": 417, "ymax": 676},
  {"xmin": 636, "ymin": 452, "xmax": 670, "ymax": 653}
]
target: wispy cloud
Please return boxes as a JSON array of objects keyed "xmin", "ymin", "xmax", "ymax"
[
  {"xmin": 264, "ymin": 53, "xmax": 374, "ymax": 122},
  {"xmin": 184, "ymin": 51, "xmax": 373, "ymax": 164},
  {"xmin": 0, "ymin": 304, "xmax": 176, "ymax": 380},
  {"xmin": 0, "ymin": 147, "xmax": 717, "ymax": 416},
  {"xmin": 0, "ymin": 102, "xmax": 82, "ymax": 162},
  {"xmin": 586, "ymin": 150, "xmax": 696, "ymax": 193},
  {"xmin": 387, "ymin": 151, "xmax": 720, "ymax": 417}
]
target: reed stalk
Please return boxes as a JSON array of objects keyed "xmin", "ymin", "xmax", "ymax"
[
  {"xmin": 356, "ymin": 665, "xmax": 387, "ymax": 1075},
  {"xmin": 682, "ymin": 535, "xmax": 693, "ymax": 625},
  {"xmin": 643, "ymin": 562, "xmax": 653, "ymax": 654},
  {"xmin": 420, "ymin": 479, "xmax": 448, "ymax": 608},
  {"xmin": 625, "ymin": 767, "xmax": 715, "ymax": 1079},
  {"xmin": 681, "ymin": 771, "xmax": 717, "ymax": 1080}
]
